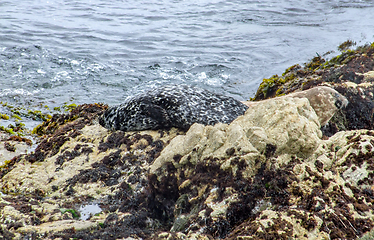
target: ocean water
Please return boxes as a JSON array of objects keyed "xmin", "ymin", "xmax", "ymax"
[{"xmin": 1, "ymin": 0, "xmax": 374, "ymax": 128}]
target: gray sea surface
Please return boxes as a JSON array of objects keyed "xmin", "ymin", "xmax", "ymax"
[{"xmin": 1, "ymin": 0, "xmax": 374, "ymax": 128}]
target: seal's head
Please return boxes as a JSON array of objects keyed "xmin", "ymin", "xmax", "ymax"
[
  {"xmin": 98, "ymin": 107, "xmax": 116, "ymax": 130},
  {"xmin": 333, "ymin": 91, "xmax": 349, "ymax": 109},
  {"xmin": 289, "ymin": 86, "xmax": 348, "ymax": 126},
  {"xmin": 242, "ymin": 86, "xmax": 348, "ymax": 126},
  {"xmin": 99, "ymin": 97, "xmax": 171, "ymax": 131}
]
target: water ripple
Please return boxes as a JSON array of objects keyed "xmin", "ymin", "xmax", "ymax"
[{"xmin": 0, "ymin": 0, "xmax": 373, "ymax": 115}]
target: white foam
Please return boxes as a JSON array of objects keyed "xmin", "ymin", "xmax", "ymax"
[
  {"xmin": 79, "ymin": 203, "xmax": 102, "ymax": 221},
  {"xmin": 0, "ymin": 88, "xmax": 40, "ymax": 97}
]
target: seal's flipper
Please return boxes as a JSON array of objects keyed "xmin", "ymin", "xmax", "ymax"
[{"xmin": 142, "ymin": 103, "xmax": 171, "ymax": 128}]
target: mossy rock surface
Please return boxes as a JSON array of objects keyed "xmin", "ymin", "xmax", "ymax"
[
  {"xmin": 32, "ymin": 103, "xmax": 107, "ymax": 136},
  {"xmin": 252, "ymin": 42, "xmax": 374, "ymax": 136}
]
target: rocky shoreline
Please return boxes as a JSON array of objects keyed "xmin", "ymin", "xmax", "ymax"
[{"xmin": 1, "ymin": 42, "xmax": 374, "ymax": 239}]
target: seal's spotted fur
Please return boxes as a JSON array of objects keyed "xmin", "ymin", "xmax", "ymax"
[{"xmin": 99, "ymin": 84, "xmax": 248, "ymax": 131}]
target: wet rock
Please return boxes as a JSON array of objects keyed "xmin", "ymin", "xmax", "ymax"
[
  {"xmin": 0, "ymin": 98, "xmax": 371, "ymax": 239},
  {"xmin": 0, "ymin": 133, "xmax": 33, "ymax": 165},
  {"xmin": 0, "ymin": 105, "xmax": 185, "ymax": 239},
  {"xmin": 150, "ymin": 96, "xmax": 321, "ymax": 178}
]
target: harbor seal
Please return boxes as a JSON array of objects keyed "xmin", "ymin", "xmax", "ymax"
[
  {"xmin": 99, "ymin": 84, "xmax": 248, "ymax": 131},
  {"xmin": 243, "ymin": 86, "xmax": 349, "ymax": 126}
]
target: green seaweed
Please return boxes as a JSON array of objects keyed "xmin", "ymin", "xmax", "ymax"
[
  {"xmin": 258, "ymin": 75, "xmax": 282, "ymax": 97},
  {"xmin": 0, "ymin": 113, "xmax": 10, "ymax": 120},
  {"xmin": 32, "ymin": 102, "xmax": 88, "ymax": 136},
  {"xmin": 338, "ymin": 40, "xmax": 356, "ymax": 52},
  {"xmin": 60, "ymin": 208, "xmax": 80, "ymax": 219},
  {"xmin": 0, "ymin": 159, "xmax": 14, "ymax": 169},
  {"xmin": 27, "ymin": 110, "xmax": 52, "ymax": 121},
  {"xmin": 275, "ymin": 88, "xmax": 285, "ymax": 97},
  {"xmin": 305, "ymin": 56, "xmax": 325, "ymax": 71},
  {"xmin": 323, "ymin": 49, "xmax": 356, "ymax": 69},
  {"xmin": 282, "ymin": 64, "xmax": 300, "ymax": 76},
  {"xmin": 12, "ymin": 114, "xmax": 22, "ymax": 120},
  {"xmin": 0, "ymin": 126, "xmax": 15, "ymax": 135},
  {"xmin": 253, "ymin": 71, "xmax": 296, "ymax": 99},
  {"xmin": 284, "ymin": 73, "xmax": 296, "ymax": 82},
  {"xmin": 253, "ymin": 40, "xmax": 374, "ymax": 102},
  {"xmin": 1, "ymin": 101, "xmax": 53, "ymax": 122},
  {"xmin": 62, "ymin": 103, "xmax": 77, "ymax": 112}
]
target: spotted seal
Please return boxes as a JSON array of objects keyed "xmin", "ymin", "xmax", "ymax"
[{"xmin": 99, "ymin": 84, "xmax": 248, "ymax": 131}]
